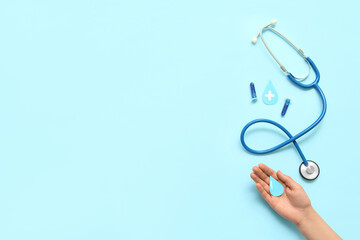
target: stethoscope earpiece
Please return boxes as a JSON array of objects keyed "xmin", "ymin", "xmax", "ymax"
[
  {"xmin": 270, "ymin": 19, "xmax": 278, "ymax": 25},
  {"xmin": 252, "ymin": 19, "xmax": 277, "ymax": 45},
  {"xmin": 251, "ymin": 37, "xmax": 258, "ymax": 44}
]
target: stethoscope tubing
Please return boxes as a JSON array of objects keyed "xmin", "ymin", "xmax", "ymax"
[{"xmin": 240, "ymin": 57, "xmax": 327, "ymax": 166}]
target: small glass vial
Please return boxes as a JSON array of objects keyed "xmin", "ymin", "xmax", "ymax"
[
  {"xmin": 250, "ymin": 82, "xmax": 257, "ymax": 102},
  {"xmin": 281, "ymin": 98, "xmax": 291, "ymax": 116}
]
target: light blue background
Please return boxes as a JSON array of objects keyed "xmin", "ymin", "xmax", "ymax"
[{"xmin": 1, "ymin": 0, "xmax": 359, "ymax": 239}]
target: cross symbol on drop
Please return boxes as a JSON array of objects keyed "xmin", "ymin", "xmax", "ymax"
[{"xmin": 265, "ymin": 91, "xmax": 275, "ymax": 101}]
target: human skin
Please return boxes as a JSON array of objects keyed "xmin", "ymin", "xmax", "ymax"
[{"xmin": 250, "ymin": 164, "xmax": 342, "ymax": 240}]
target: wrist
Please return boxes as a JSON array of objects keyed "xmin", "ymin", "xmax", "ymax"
[
  {"xmin": 296, "ymin": 206, "xmax": 316, "ymax": 228},
  {"xmin": 295, "ymin": 206, "xmax": 341, "ymax": 239}
]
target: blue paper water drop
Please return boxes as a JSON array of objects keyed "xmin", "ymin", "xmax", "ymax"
[
  {"xmin": 262, "ymin": 80, "xmax": 278, "ymax": 105},
  {"xmin": 269, "ymin": 176, "xmax": 284, "ymax": 197}
]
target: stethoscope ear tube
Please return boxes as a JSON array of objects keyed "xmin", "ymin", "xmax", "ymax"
[{"xmin": 253, "ymin": 20, "xmax": 311, "ymax": 81}]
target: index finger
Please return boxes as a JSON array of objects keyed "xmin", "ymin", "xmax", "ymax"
[{"xmin": 259, "ymin": 164, "xmax": 278, "ymax": 180}]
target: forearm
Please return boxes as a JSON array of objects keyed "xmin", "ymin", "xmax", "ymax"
[{"xmin": 296, "ymin": 207, "xmax": 342, "ymax": 240}]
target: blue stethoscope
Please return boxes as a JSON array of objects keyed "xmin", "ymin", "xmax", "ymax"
[{"xmin": 240, "ymin": 20, "xmax": 327, "ymax": 180}]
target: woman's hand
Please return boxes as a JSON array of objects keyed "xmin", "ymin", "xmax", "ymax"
[
  {"xmin": 251, "ymin": 164, "xmax": 342, "ymax": 240},
  {"xmin": 250, "ymin": 164, "xmax": 312, "ymax": 225}
]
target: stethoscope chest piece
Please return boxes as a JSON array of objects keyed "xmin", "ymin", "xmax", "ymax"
[{"xmin": 299, "ymin": 160, "xmax": 320, "ymax": 180}]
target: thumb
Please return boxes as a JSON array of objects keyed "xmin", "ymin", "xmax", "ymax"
[{"xmin": 277, "ymin": 170, "xmax": 298, "ymax": 189}]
